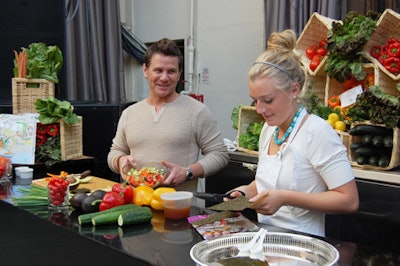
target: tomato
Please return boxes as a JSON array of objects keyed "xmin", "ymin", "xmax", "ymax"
[
  {"xmin": 305, "ymin": 47, "xmax": 316, "ymax": 60},
  {"xmin": 309, "ymin": 59, "xmax": 320, "ymax": 71},
  {"xmin": 316, "ymin": 47, "xmax": 328, "ymax": 56},
  {"xmin": 362, "ymin": 73, "xmax": 374, "ymax": 89},
  {"xmin": 342, "ymin": 77, "xmax": 361, "ymax": 91},
  {"xmin": 319, "ymin": 39, "xmax": 327, "ymax": 48}
]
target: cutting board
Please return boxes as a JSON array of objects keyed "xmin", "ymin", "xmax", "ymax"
[{"xmin": 32, "ymin": 176, "xmax": 118, "ymax": 192}]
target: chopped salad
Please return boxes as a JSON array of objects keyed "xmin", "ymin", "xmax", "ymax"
[{"xmin": 125, "ymin": 165, "xmax": 166, "ymax": 188}]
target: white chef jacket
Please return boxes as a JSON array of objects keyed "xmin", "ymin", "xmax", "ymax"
[{"xmin": 255, "ymin": 108, "xmax": 354, "ymax": 236}]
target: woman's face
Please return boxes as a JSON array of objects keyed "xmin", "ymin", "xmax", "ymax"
[
  {"xmin": 142, "ymin": 53, "xmax": 181, "ymax": 98},
  {"xmin": 249, "ymin": 76, "xmax": 296, "ymax": 127}
]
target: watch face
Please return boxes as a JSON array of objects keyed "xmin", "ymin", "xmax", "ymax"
[{"xmin": 186, "ymin": 168, "xmax": 193, "ymax": 180}]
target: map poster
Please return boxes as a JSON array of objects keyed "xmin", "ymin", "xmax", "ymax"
[{"xmin": 0, "ymin": 114, "xmax": 37, "ymax": 165}]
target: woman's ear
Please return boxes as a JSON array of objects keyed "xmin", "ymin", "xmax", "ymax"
[{"xmin": 291, "ymin": 82, "xmax": 301, "ymax": 99}]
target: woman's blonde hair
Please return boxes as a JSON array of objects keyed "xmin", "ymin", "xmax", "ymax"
[{"xmin": 248, "ymin": 29, "xmax": 305, "ymax": 94}]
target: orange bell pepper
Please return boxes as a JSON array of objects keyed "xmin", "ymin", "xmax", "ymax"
[{"xmin": 328, "ymin": 95, "xmax": 341, "ymax": 108}]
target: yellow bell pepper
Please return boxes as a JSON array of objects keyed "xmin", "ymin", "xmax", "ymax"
[{"xmin": 150, "ymin": 187, "xmax": 176, "ymax": 210}]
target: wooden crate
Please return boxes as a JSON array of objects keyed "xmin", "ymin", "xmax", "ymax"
[
  {"xmin": 59, "ymin": 116, "xmax": 83, "ymax": 161},
  {"xmin": 12, "ymin": 78, "xmax": 55, "ymax": 114},
  {"xmin": 348, "ymin": 121, "xmax": 399, "ymax": 170},
  {"xmin": 363, "ymin": 9, "xmax": 400, "ymax": 80},
  {"xmin": 296, "ymin": 12, "xmax": 339, "ymax": 75},
  {"xmin": 236, "ymin": 106, "xmax": 264, "ymax": 156}
]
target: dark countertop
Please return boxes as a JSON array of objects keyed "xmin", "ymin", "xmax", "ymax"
[{"xmin": 1, "ymin": 185, "xmax": 399, "ymax": 266}]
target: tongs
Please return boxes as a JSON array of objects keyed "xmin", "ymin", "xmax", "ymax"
[{"xmin": 193, "ymin": 190, "xmax": 245, "ymax": 203}]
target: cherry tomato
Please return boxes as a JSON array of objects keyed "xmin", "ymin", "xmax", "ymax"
[
  {"xmin": 319, "ymin": 39, "xmax": 328, "ymax": 48},
  {"xmin": 316, "ymin": 47, "xmax": 328, "ymax": 56},
  {"xmin": 309, "ymin": 59, "xmax": 320, "ymax": 71},
  {"xmin": 305, "ymin": 47, "xmax": 316, "ymax": 60}
]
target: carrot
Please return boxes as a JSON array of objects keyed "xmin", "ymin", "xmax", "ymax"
[{"xmin": 14, "ymin": 49, "xmax": 28, "ymax": 78}]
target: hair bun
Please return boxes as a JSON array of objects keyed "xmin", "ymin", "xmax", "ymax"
[{"xmin": 266, "ymin": 29, "xmax": 297, "ymax": 54}]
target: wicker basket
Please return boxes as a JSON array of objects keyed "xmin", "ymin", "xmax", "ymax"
[
  {"xmin": 59, "ymin": 116, "xmax": 83, "ymax": 161},
  {"xmin": 374, "ymin": 64, "xmax": 400, "ymax": 97},
  {"xmin": 296, "ymin": 12, "xmax": 339, "ymax": 75},
  {"xmin": 304, "ymin": 71, "xmax": 327, "ymax": 104},
  {"xmin": 362, "ymin": 9, "xmax": 400, "ymax": 80},
  {"xmin": 236, "ymin": 106, "xmax": 264, "ymax": 156},
  {"xmin": 12, "ymin": 78, "xmax": 55, "ymax": 114},
  {"xmin": 348, "ymin": 121, "xmax": 399, "ymax": 170},
  {"xmin": 325, "ymin": 64, "xmax": 375, "ymax": 105}
]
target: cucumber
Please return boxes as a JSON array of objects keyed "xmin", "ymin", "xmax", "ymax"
[
  {"xmin": 92, "ymin": 207, "xmax": 140, "ymax": 226},
  {"xmin": 78, "ymin": 204, "xmax": 139, "ymax": 225},
  {"xmin": 348, "ymin": 125, "xmax": 392, "ymax": 136},
  {"xmin": 118, "ymin": 206, "xmax": 152, "ymax": 226}
]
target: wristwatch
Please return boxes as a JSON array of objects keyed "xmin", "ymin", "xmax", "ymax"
[{"xmin": 185, "ymin": 167, "xmax": 194, "ymax": 181}]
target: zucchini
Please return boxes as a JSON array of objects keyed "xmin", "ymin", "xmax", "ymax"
[
  {"xmin": 378, "ymin": 156, "xmax": 391, "ymax": 167},
  {"xmin": 350, "ymin": 142, "xmax": 364, "ymax": 151},
  {"xmin": 361, "ymin": 134, "xmax": 373, "ymax": 145},
  {"xmin": 371, "ymin": 135, "xmax": 384, "ymax": 148},
  {"xmin": 91, "ymin": 207, "xmax": 141, "ymax": 226},
  {"xmin": 118, "ymin": 206, "xmax": 152, "ymax": 226},
  {"xmin": 354, "ymin": 146, "xmax": 379, "ymax": 157},
  {"xmin": 348, "ymin": 125, "xmax": 392, "ymax": 136},
  {"xmin": 356, "ymin": 156, "xmax": 368, "ymax": 165},
  {"xmin": 368, "ymin": 156, "xmax": 379, "ymax": 166},
  {"xmin": 383, "ymin": 136, "xmax": 393, "ymax": 149},
  {"xmin": 78, "ymin": 204, "xmax": 139, "ymax": 225}
]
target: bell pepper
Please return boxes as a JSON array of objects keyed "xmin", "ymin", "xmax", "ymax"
[
  {"xmin": 46, "ymin": 123, "xmax": 60, "ymax": 137},
  {"xmin": 378, "ymin": 52, "xmax": 390, "ymax": 64},
  {"xmin": 112, "ymin": 181, "xmax": 134, "ymax": 204},
  {"xmin": 36, "ymin": 134, "xmax": 47, "ymax": 146},
  {"xmin": 37, "ymin": 123, "xmax": 48, "ymax": 135},
  {"xmin": 387, "ymin": 42, "xmax": 400, "ymax": 58},
  {"xmin": 370, "ymin": 45, "xmax": 383, "ymax": 59},
  {"xmin": 383, "ymin": 56, "xmax": 400, "ymax": 75},
  {"xmin": 328, "ymin": 95, "xmax": 341, "ymax": 108},
  {"xmin": 99, "ymin": 191, "xmax": 125, "ymax": 211}
]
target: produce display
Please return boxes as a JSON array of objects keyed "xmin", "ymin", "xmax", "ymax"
[{"xmin": 349, "ymin": 124, "xmax": 394, "ymax": 167}]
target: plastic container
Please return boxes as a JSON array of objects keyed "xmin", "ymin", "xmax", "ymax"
[
  {"xmin": 17, "ymin": 167, "xmax": 33, "ymax": 185},
  {"xmin": 161, "ymin": 191, "xmax": 193, "ymax": 220}
]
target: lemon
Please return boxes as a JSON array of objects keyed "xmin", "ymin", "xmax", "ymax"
[
  {"xmin": 326, "ymin": 119, "xmax": 335, "ymax": 128},
  {"xmin": 334, "ymin": 120, "xmax": 346, "ymax": 131},
  {"xmin": 328, "ymin": 113, "xmax": 340, "ymax": 123}
]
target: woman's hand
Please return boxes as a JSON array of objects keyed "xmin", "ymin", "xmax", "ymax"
[{"xmin": 250, "ymin": 190, "xmax": 282, "ymax": 215}]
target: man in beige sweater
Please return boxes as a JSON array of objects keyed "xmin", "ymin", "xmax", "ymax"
[{"xmin": 107, "ymin": 38, "xmax": 228, "ymax": 192}]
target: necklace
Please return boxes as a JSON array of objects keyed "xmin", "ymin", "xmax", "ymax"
[{"xmin": 273, "ymin": 106, "xmax": 303, "ymax": 145}]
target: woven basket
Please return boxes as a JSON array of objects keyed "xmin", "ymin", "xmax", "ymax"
[
  {"xmin": 374, "ymin": 65, "xmax": 400, "ymax": 97},
  {"xmin": 59, "ymin": 116, "xmax": 83, "ymax": 161},
  {"xmin": 12, "ymin": 78, "xmax": 55, "ymax": 114},
  {"xmin": 304, "ymin": 71, "xmax": 327, "ymax": 104},
  {"xmin": 296, "ymin": 12, "xmax": 339, "ymax": 75},
  {"xmin": 349, "ymin": 121, "xmax": 399, "ymax": 170},
  {"xmin": 335, "ymin": 130, "xmax": 351, "ymax": 156},
  {"xmin": 236, "ymin": 106, "xmax": 264, "ymax": 156},
  {"xmin": 362, "ymin": 9, "xmax": 400, "ymax": 80},
  {"xmin": 325, "ymin": 64, "xmax": 375, "ymax": 105}
]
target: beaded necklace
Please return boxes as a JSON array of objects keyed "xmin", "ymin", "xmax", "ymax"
[{"xmin": 273, "ymin": 106, "xmax": 303, "ymax": 145}]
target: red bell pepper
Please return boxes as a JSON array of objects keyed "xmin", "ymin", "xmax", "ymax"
[
  {"xmin": 36, "ymin": 134, "xmax": 47, "ymax": 146},
  {"xmin": 46, "ymin": 123, "xmax": 60, "ymax": 137},
  {"xmin": 37, "ymin": 123, "xmax": 48, "ymax": 135},
  {"xmin": 99, "ymin": 191, "xmax": 125, "ymax": 211},
  {"xmin": 383, "ymin": 56, "xmax": 400, "ymax": 75},
  {"xmin": 386, "ymin": 37, "xmax": 400, "ymax": 46},
  {"xmin": 387, "ymin": 42, "xmax": 400, "ymax": 58},
  {"xmin": 112, "ymin": 181, "xmax": 134, "ymax": 204},
  {"xmin": 370, "ymin": 45, "xmax": 383, "ymax": 59}
]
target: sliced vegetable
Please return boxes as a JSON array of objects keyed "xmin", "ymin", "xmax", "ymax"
[
  {"xmin": 92, "ymin": 207, "xmax": 142, "ymax": 226},
  {"xmin": 78, "ymin": 204, "xmax": 140, "ymax": 225},
  {"xmin": 117, "ymin": 207, "xmax": 153, "ymax": 226}
]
